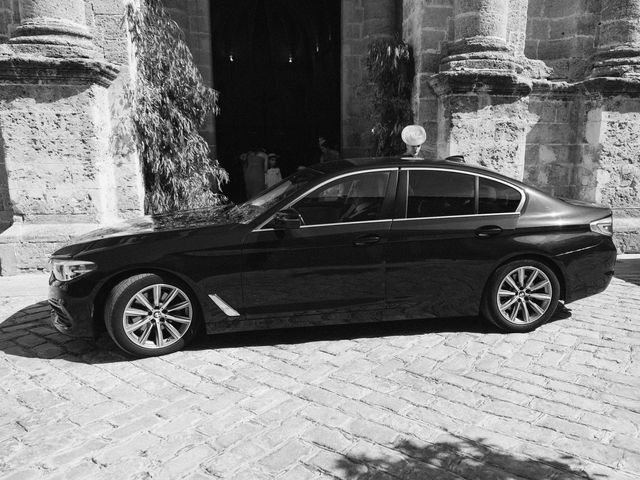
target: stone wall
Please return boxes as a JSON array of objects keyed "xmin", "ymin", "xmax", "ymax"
[
  {"xmin": 0, "ymin": 1, "xmax": 13, "ymax": 42},
  {"xmin": 403, "ymin": 0, "xmax": 453, "ymax": 157},
  {"xmin": 87, "ymin": 0, "xmax": 144, "ymax": 220},
  {"xmin": 525, "ymin": 0, "xmax": 599, "ymax": 81},
  {"xmin": 590, "ymin": 96, "xmax": 640, "ymax": 252},
  {"xmin": 438, "ymin": 93, "xmax": 536, "ymax": 180},
  {"xmin": 163, "ymin": 0, "xmax": 216, "ymax": 155},
  {"xmin": 525, "ymin": 94, "xmax": 585, "ymax": 199},
  {"xmin": 0, "ymin": 0, "xmax": 19, "ymax": 43},
  {"xmin": 341, "ymin": 0, "xmax": 400, "ymax": 158}
]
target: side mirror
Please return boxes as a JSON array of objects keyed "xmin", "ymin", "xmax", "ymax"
[{"xmin": 273, "ymin": 209, "xmax": 303, "ymax": 229}]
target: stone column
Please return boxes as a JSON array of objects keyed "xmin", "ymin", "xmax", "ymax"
[
  {"xmin": 582, "ymin": 1, "xmax": 640, "ymax": 251},
  {"xmin": 440, "ymin": 0, "xmax": 519, "ymax": 73},
  {"xmin": 425, "ymin": 0, "xmax": 536, "ymax": 180},
  {"xmin": 363, "ymin": 0, "xmax": 397, "ymax": 41},
  {"xmin": 10, "ymin": 0, "xmax": 94, "ymax": 54},
  {"xmin": 591, "ymin": 0, "xmax": 640, "ymax": 77},
  {"xmin": 0, "ymin": 0, "xmax": 128, "ymax": 274}
]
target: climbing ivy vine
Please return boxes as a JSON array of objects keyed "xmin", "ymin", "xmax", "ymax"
[{"xmin": 125, "ymin": 0, "xmax": 228, "ymax": 214}]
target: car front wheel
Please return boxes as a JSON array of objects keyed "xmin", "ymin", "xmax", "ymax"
[
  {"xmin": 482, "ymin": 260, "xmax": 560, "ymax": 332},
  {"xmin": 104, "ymin": 274, "xmax": 201, "ymax": 357}
]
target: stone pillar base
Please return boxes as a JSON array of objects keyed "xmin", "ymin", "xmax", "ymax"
[
  {"xmin": 430, "ymin": 71, "xmax": 535, "ymax": 180},
  {"xmin": 0, "ymin": 50, "xmax": 130, "ymax": 276},
  {"xmin": 0, "ymin": 221, "xmax": 100, "ymax": 275},
  {"xmin": 614, "ymin": 217, "xmax": 640, "ymax": 253}
]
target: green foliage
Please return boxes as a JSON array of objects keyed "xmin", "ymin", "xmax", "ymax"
[
  {"xmin": 126, "ymin": 0, "xmax": 228, "ymax": 214},
  {"xmin": 366, "ymin": 38, "xmax": 415, "ymax": 156}
]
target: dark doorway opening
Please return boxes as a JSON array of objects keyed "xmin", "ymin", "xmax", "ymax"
[{"xmin": 211, "ymin": 0, "xmax": 342, "ymax": 203}]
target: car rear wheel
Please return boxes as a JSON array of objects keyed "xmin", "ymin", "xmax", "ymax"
[
  {"xmin": 104, "ymin": 274, "xmax": 201, "ymax": 357},
  {"xmin": 482, "ymin": 260, "xmax": 560, "ymax": 332}
]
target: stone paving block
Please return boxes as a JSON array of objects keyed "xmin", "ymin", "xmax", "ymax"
[
  {"xmin": 620, "ymin": 451, "xmax": 640, "ymax": 475},
  {"xmin": 161, "ymin": 444, "xmax": 217, "ymax": 478},
  {"xmin": 211, "ymin": 421, "xmax": 263, "ymax": 450},
  {"xmin": 306, "ymin": 449, "xmax": 368, "ymax": 480},
  {"xmin": 197, "ymin": 407, "xmax": 255, "ymax": 436},
  {"xmin": 300, "ymin": 405, "xmax": 353, "ymax": 429},
  {"xmin": 258, "ymin": 439, "xmax": 312, "ymax": 473},
  {"xmin": 537, "ymin": 414, "xmax": 601, "ymax": 442},
  {"xmin": 362, "ymin": 390, "xmax": 413, "ymax": 415},
  {"xmin": 278, "ymin": 463, "xmax": 319, "ymax": 480},
  {"xmin": 301, "ymin": 425, "xmax": 354, "ymax": 453},
  {"xmin": 348, "ymin": 418, "xmax": 400, "ymax": 446}
]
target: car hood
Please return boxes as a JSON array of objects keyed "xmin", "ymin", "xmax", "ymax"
[{"xmin": 72, "ymin": 206, "xmax": 239, "ymax": 244}]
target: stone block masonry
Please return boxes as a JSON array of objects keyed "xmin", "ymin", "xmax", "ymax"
[
  {"xmin": 341, "ymin": 0, "xmax": 400, "ymax": 158},
  {"xmin": 0, "ymin": 0, "xmax": 144, "ymax": 275},
  {"xmin": 403, "ymin": 0, "xmax": 640, "ymax": 252},
  {"xmin": 162, "ymin": 0, "xmax": 217, "ymax": 155}
]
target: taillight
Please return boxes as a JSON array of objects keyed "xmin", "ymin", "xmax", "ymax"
[{"xmin": 590, "ymin": 216, "xmax": 613, "ymax": 237}]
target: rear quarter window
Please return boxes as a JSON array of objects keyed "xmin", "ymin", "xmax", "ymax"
[{"xmin": 479, "ymin": 178, "xmax": 522, "ymax": 214}]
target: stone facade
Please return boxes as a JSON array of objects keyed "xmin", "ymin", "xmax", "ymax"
[
  {"xmin": 399, "ymin": 0, "xmax": 640, "ymax": 252},
  {"xmin": 0, "ymin": 0, "xmax": 639, "ymax": 274}
]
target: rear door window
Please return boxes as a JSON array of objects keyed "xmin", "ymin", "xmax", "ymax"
[{"xmin": 407, "ymin": 170, "xmax": 475, "ymax": 218}]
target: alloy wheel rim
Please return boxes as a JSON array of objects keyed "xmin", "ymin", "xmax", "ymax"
[
  {"xmin": 496, "ymin": 266, "xmax": 552, "ymax": 325},
  {"xmin": 122, "ymin": 284, "xmax": 193, "ymax": 349}
]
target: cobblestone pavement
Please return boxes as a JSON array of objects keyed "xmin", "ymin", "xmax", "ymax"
[{"xmin": 0, "ymin": 257, "xmax": 639, "ymax": 480}]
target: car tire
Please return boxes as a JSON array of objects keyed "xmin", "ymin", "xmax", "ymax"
[
  {"xmin": 104, "ymin": 273, "xmax": 201, "ymax": 357},
  {"xmin": 482, "ymin": 260, "xmax": 560, "ymax": 333}
]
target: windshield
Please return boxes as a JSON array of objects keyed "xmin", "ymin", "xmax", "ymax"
[{"xmin": 227, "ymin": 168, "xmax": 322, "ymax": 223}]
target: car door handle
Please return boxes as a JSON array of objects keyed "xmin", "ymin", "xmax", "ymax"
[
  {"xmin": 353, "ymin": 234, "xmax": 381, "ymax": 247},
  {"xmin": 475, "ymin": 226, "xmax": 503, "ymax": 238}
]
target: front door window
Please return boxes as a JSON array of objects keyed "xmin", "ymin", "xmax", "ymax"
[{"xmin": 293, "ymin": 171, "xmax": 392, "ymax": 225}]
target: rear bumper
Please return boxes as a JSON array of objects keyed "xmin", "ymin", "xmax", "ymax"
[
  {"xmin": 561, "ymin": 238, "xmax": 617, "ymax": 304},
  {"xmin": 48, "ymin": 274, "xmax": 97, "ymax": 338}
]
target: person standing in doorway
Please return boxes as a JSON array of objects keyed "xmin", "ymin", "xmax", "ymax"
[
  {"xmin": 319, "ymin": 137, "xmax": 340, "ymax": 163},
  {"xmin": 242, "ymin": 149, "xmax": 268, "ymax": 198},
  {"xmin": 265, "ymin": 153, "xmax": 283, "ymax": 188}
]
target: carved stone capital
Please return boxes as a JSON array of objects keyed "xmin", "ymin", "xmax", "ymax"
[
  {"xmin": 0, "ymin": 52, "xmax": 119, "ymax": 88},
  {"xmin": 429, "ymin": 70, "xmax": 533, "ymax": 97}
]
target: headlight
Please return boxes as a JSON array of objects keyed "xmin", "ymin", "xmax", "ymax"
[
  {"xmin": 590, "ymin": 216, "xmax": 613, "ymax": 237},
  {"xmin": 50, "ymin": 259, "xmax": 96, "ymax": 282}
]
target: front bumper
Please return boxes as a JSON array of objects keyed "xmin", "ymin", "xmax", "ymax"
[{"xmin": 48, "ymin": 274, "xmax": 97, "ymax": 338}]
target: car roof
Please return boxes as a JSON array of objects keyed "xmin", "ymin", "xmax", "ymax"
[{"xmin": 311, "ymin": 157, "xmax": 526, "ymax": 187}]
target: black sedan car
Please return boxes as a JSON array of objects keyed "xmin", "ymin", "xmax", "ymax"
[{"xmin": 49, "ymin": 157, "xmax": 616, "ymax": 357}]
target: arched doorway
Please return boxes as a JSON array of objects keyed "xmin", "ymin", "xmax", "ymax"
[{"xmin": 211, "ymin": 0, "xmax": 342, "ymax": 202}]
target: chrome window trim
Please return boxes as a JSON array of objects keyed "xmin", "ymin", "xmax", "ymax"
[
  {"xmin": 253, "ymin": 168, "xmax": 397, "ymax": 232},
  {"xmin": 257, "ymin": 218, "xmax": 392, "ymax": 232},
  {"xmin": 403, "ymin": 166, "xmax": 527, "ymax": 215},
  {"xmin": 392, "ymin": 212, "xmax": 521, "ymax": 222}
]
